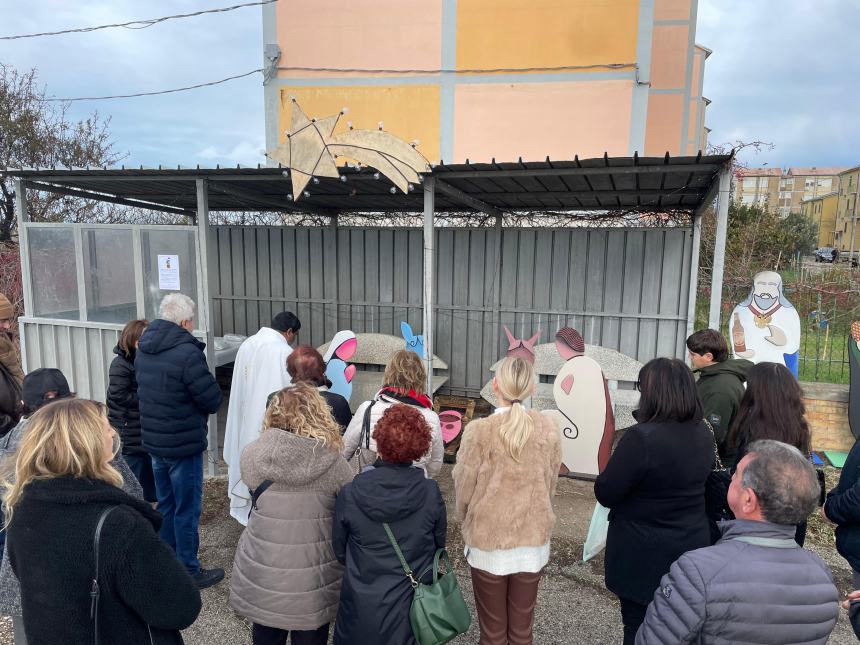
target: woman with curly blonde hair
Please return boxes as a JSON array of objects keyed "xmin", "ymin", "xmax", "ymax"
[
  {"xmin": 342, "ymin": 350, "xmax": 443, "ymax": 477},
  {"xmin": 4, "ymin": 398, "xmax": 201, "ymax": 644},
  {"xmin": 230, "ymin": 382, "xmax": 353, "ymax": 645}
]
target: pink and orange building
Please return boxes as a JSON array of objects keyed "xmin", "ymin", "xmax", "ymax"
[{"xmin": 262, "ymin": 0, "xmax": 711, "ymax": 164}]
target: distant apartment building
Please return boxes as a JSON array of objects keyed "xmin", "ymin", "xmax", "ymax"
[
  {"xmin": 734, "ymin": 167, "xmax": 847, "ymax": 217},
  {"xmin": 263, "ymin": 0, "xmax": 712, "ymax": 164},
  {"xmin": 835, "ymin": 166, "xmax": 860, "ymax": 254},
  {"xmin": 734, "ymin": 168, "xmax": 781, "ymax": 209},
  {"xmin": 800, "ymin": 193, "xmax": 838, "ymax": 247}
]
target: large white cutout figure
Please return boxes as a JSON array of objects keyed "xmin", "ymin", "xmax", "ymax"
[
  {"xmin": 730, "ymin": 271, "xmax": 801, "ymax": 377},
  {"xmin": 542, "ymin": 328, "xmax": 614, "ymax": 478}
]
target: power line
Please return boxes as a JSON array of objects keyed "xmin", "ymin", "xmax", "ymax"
[
  {"xmin": 41, "ymin": 62, "xmax": 636, "ymax": 103},
  {"xmin": 45, "ymin": 68, "xmax": 262, "ymax": 101},
  {"xmin": 0, "ymin": 0, "xmax": 277, "ymax": 40}
]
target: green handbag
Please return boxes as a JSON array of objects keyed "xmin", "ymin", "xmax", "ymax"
[{"xmin": 382, "ymin": 523, "xmax": 471, "ymax": 645}]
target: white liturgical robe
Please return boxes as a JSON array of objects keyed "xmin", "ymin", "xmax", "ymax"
[{"xmin": 223, "ymin": 327, "xmax": 292, "ymax": 524}]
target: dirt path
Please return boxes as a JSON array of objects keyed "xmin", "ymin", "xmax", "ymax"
[{"xmin": 183, "ymin": 468, "xmax": 858, "ymax": 644}]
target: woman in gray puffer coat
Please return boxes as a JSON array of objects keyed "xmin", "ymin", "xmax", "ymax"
[{"xmin": 230, "ymin": 383, "xmax": 353, "ymax": 645}]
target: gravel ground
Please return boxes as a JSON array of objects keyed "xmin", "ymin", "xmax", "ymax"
[{"xmin": 0, "ymin": 467, "xmax": 857, "ymax": 643}]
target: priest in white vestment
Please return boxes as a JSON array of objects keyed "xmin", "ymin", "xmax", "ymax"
[{"xmin": 224, "ymin": 312, "xmax": 300, "ymax": 524}]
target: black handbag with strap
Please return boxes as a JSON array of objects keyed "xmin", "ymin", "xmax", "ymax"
[
  {"xmin": 349, "ymin": 400, "xmax": 376, "ymax": 474},
  {"xmin": 91, "ymin": 505, "xmax": 154, "ymax": 645},
  {"xmin": 90, "ymin": 506, "xmax": 118, "ymax": 645}
]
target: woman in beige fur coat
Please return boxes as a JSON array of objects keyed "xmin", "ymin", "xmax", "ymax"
[{"xmin": 453, "ymin": 357, "xmax": 562, "ymax": 645}]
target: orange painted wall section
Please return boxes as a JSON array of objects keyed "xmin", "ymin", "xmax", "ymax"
[
  {"xmin": 653, "ymin": 0, "xmax": 691, "ymax": 21},
  {"xmin": 688, "ymin": 99, "xmax": 699, "ymax": 148},
  {"xmin": 650, "ymin": 25, "xmax": 689, "ymax": 88},
  {"xmin": 279, "ymin": 86, "xmax": 441, "ymax": 163},
  {"xmin": 644, "ymin": 93, "xmax": 684, "ymax": 155},
  {"xmin": 456, "ymin": 0, "xmax": 639, "ymax": 70},
  {"xmin": 276, "ymin": 0, "xmax": 442, "ymax": 76},
  {"xmin": 453, "ymin": 81, "xmax": 633, "ymax": 163}
]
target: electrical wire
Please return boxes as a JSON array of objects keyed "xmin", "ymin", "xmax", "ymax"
[
  {"xmin": 0, "ymin": 0, "xmax": 278, "ymax": 40},
  {"xmin": 44, "ymin": 68, "xmax": 263, "ymax": 101}
]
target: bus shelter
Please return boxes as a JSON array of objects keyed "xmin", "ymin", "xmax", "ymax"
[{"xmin": 10, "ymin": 153, "xmax": 733, "ymax": 474}]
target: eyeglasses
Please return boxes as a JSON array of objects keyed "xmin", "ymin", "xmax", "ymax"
[{"xmin": 634, "ymin": 380, "xmax": 641, "ymax": 392}]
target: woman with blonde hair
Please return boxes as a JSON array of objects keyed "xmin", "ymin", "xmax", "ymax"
[
  {"xmin": 4, "ymin": 398, "xmax": 201, "ymax": 644},
  {"xmin": 453, "ymin": 356, "xmax": 561, "ymax": 645},
  {"xmin": 342, "ymin": 350, "xmax": 443, "ymax": 477},
  {"xmin": 231, "ymin": 383, "xmax": 353, "ymax": 645}
]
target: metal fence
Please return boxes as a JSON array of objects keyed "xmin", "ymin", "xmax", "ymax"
[{"xmin": 212, "ymin": 225, "xmax": 695, "ymax": 397}]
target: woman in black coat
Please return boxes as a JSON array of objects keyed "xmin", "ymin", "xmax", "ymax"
[
  {"xmin": 595, "ymin": 358, "xmax": 714, "ymax": 645},
  {"xmin": 332, "ymin": 404, "xmax": 446, "ymax": 645},
  {"xmin": 5, "ymin": 398, "xmax": 201, "ymax": 644},
  {"xmin": 106, "ymin": 319, "xmax": 156, "ymax": 501}
]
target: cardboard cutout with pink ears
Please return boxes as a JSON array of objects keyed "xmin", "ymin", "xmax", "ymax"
[
  {"xmin": 323, "ymin": 330, "xmax": 357, "ymax": 403},
  {"xmin": 542, "ymin": 327, "xmax": 615, "ymax": 477},
  {"xmin": 503, "ymin": 326, "xmax": 541, "ymax": 363}
]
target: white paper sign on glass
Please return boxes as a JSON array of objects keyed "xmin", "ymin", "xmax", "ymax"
[{"xmin": 157, "ymin": 254, "xmax": 180, "ymax": 291}]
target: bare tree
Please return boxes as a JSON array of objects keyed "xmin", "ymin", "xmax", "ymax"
[{"xmin": 0, "ymin": 64, "xmax": 128, "ymax": 241}]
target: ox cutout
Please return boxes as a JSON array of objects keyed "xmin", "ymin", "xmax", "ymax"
[
  {"xmin": 850, "ymin": 322, "xmax": 860, "ymax": 439},
  {"xmin": 401, "ymin": 321, "xmax": 425, "ymax": 359},
  {"xmin": 542, "ymin": 328, "xmax": 615, "ymax": 478},
  {"xmin": 504, "ymin": 326, "xmax": 540, "ymax": 364},
  {"xmin": 323, "ymin": 330, "xmax": 357, "ymax": 403},
  {"xmin": 730, "ymin": 270, "xmax": 801, "ymax": 377}
]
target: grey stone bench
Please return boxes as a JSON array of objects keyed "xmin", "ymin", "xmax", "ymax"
[{"xmin": 318, "ymin": 333, "xmax": 449, "ymax": 412}]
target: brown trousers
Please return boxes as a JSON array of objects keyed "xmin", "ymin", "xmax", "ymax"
[{"xmin": 470, "ymin": 567, "xmax": 543, "ymax": 645}]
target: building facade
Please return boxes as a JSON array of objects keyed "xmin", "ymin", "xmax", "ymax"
[
  {"xmin": 835, "ymin": 166, "xmax": 860, "ymax": 254},
  {"xmin": 735, "ymin": 167, "xmax": 847, "ymax": 218},
  {"xmin": 262, "ymin": 0, "xmax": 711, "ymax": 164},
  {"xmin": 800, "ymin": 193, "xmax": 838, "ymax": 248}
]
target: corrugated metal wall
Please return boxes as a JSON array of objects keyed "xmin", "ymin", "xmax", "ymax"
[
  {"xmin": 20, "ymin": 321, "xmax": 122, "ymax": 402},
  {"xmin": 212, "ymin": 225, "xmax": 693, "ymax": 397}
]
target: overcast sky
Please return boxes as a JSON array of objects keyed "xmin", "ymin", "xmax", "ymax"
[{"xmin": 0, "ymin": 0, "xmax": 856, "ymax": 170}]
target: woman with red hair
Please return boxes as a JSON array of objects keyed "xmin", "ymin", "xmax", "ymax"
[{"xmin": 332, "ymin": 404, "xmax": 447, "ymax": 644}]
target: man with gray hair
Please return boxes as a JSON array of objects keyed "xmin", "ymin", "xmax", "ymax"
[
  {"xmin": 136, "ymin": 293, "xmax": 224, "ymax": 589},
  {"xmin": 636, "ymin": 440, "xmax": 838, "ymax": 644}
]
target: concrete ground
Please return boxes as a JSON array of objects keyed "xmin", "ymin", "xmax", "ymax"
[{"xmin": 178, "ymin": 466, "xmax": 859, "ymax": 645}]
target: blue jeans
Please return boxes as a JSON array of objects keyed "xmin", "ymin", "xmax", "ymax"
[{"xmin": 151, "ymin": 453, "xmax": 202, "ymax": 575}]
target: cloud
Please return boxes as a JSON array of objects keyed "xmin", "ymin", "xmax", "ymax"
[
  {"xmin": 0, "ymin": 0, "xmax": 264, "ymax": 166},
  {"xmin": 697, "ymin": 0, "xmax": 859, "ymax": 168}
]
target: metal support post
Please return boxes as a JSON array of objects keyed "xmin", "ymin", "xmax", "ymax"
[
  {"xmin": 422, "ymin": 176, "xmax": 435, "ymax": 396},
  {"xmin": 685, "ymin": 213, "xmax": 703, "ymax": 341},
  {"xmin": 708, "ymin": 168, "xmax": 731, "ymax": 331},
  {"xmin": 14, "ymin": 180, "xmax": 32, "ymax": 372},
  {"xmin": 196, "ymin": 179, "xmax": 219, "ymax": 476}
]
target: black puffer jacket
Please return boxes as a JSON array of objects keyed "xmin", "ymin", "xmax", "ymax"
[
  {"xmin": 107, "ymin": 345, "xmax": 143, "ymax": 454},
  {"xmin": 7, "ymin": 476, "xmax": 201, "ymax": 644},
  {"xmin": 333, "ymin": 462, "xmax": 447, "ymax": 645},
  {"xmin": 135, "ymin": 319, "xmax": 222, "ymax": 458},
  {"xmin": 825, "ymin": 436, "xmax": 860, "ymax": 571}
]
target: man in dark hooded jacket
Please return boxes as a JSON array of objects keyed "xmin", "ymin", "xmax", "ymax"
[
  {"xmin": 687, "ymin": 329, "xmax": 752, "ymax": 457},
  {"xmin": 135, "ymin": 293, "xmax": 224, "ymax": 589}
]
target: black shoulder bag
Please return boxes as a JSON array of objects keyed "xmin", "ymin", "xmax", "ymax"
[
  {"xmin": 90, "ymin": 506, "xmax": 118, "ymax": 645},
  {"xmin": 350, "ymin": 401, "xmax": 376, "ymax": 475}
]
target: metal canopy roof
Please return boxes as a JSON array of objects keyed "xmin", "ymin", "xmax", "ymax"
[{"xmin": 8, "ymin": 153, "xmax": 732, "ymax": 217}]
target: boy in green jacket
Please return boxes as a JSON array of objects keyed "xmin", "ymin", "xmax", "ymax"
[{"xmin": 687, "ymin": 329, "xmax": 753, "ymax": 458}]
